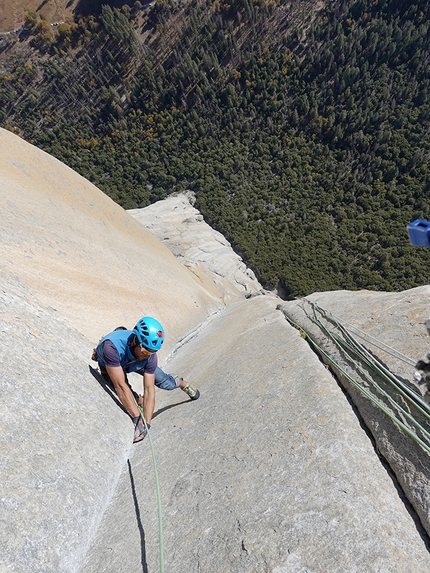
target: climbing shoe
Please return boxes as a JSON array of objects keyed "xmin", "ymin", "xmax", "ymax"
[
  {"xmin": 132, "ymin": 415, "xmax": 150, "ymax": 443},
  {"xmin": 181, "ymin": 382, "xmax": 200, "ymax": 400}
]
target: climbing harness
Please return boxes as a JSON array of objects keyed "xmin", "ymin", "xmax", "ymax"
[{"xmin": 282, "ymin": 300, "xmax": 430, "ymax": 455}]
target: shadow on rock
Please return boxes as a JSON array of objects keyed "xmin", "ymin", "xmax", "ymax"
[
  {"xmin": 89, "ymin": 365, "xmax": 194, "ymax": 420},
  {"xmin": 89, "ymin": 365, "xmax": 128, "ymax": 415},
  {"xmin": 128, "ymin": 459, "xmax": 149, "ymax": 573},
  {"xmin": 152, "ymin": 398, "xmax": 193, "ymax": 420}
]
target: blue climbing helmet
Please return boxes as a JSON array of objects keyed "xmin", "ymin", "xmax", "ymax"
[{"xmin": 133, "ymin": 316, "xmax": 164, "ymax": 352}]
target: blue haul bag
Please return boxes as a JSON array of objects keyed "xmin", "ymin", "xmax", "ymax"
[{"xmin": 407, "ymin": 219, "xmax": 430, "ymax": 247}]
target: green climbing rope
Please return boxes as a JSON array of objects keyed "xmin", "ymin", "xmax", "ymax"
[
  {"xmin": 309, "ymin": 301, "xmax": 430, "ymax": 419},
  {"xmin": 137, "ymin": 404, "xmax": 165, "ymax": 573},
  {"xmin": 283, "ymin": 302, "xmax": 430, "ymax": 455}
]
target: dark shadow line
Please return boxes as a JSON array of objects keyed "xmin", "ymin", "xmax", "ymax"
[
  {"xmin": 88, "ymin": 365, "xmax": 129, "ymax": 416},
  {"xmin": 128, "ymin": 459, "xmax": 148, "ymax": 573},
  {"xmin": 152, "ymin": 398, "xmax": 193, "ymax": 419},
  {"xmin": 36, "ymin": 0, "xmax": 50, "ymax": 11},
  {"xmin": 90, "ymin": 364, "xmax": 197, "ymax": 420}
]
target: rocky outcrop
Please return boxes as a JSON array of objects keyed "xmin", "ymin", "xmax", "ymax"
[
  {"xmin": 0, "ymin": 128, "xmax": 225, "ymax": 360},
  {"xmin": 2, "ymin": 128, "xmax": 430, "ymax": 572},
  {"xmin": 281, "ymin": 289, "xmax": 430, "ymax": 537},
  {"xmin": 128, "ymin": 192, "xmax": 264, "ymax": 304}
]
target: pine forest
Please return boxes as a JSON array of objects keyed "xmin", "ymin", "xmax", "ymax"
[{"xmin": 1, "ymin": 0, "xmax": 430, "ymax": 298}]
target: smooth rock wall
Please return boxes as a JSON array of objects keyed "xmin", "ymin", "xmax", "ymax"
[
  {"xmin": 0, "ymin": 128, "xmax": 223, "ymax": 360},
  {"xmin": 0, "ymin": 273, "xmax": 133, "ymax": 573},
  {"xmin": 81, "ymin": 296, "xmax": 430, "ymax": 573},
  {"xmin": 282, "ymin": 288, "xmax": 430, "ymax": 537},
  {"xmin": 0, "ymin": 128, "xmax": 243, "ymax": 573}
]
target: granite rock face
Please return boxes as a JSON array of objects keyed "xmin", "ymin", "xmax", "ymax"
[
  {"xmin": 0, "ymin": 128, "xmax": 227, "ymax": 573},
  {"xmin": 128, "ymin": 192, "xmax": 264, "ymax": 303},
  {"xmin": 0, "ymin": 128, "xmax": 225, "ymax": 359},
  {"xmin": 0, "ymin": 273, "xmax": 133, "ymax": 573},
  {"xmin": 2, "ymin": 128, "xmax": 430, "ymax": 573},
  {"xmin": 81, "ymin": 296, "xmax": 430, "ymax": 573},
  {"xmin": 281, "ymin": 289, "xmax": 430, "ymax": 537}
]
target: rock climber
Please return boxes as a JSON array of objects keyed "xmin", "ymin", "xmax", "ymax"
[{"xmin": 92, "ymin": 316, "xmax": 200, "ymax": 443}]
